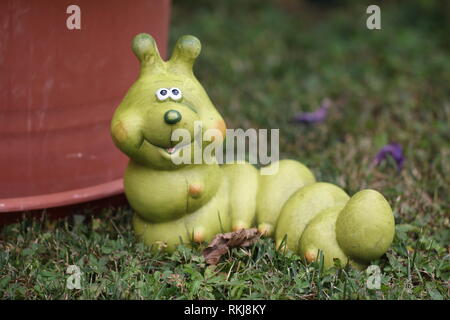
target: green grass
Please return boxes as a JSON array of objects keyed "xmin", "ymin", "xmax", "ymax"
[{"xmin": 0, "ymin": 0, "xmax": 449, "ymax": 299}]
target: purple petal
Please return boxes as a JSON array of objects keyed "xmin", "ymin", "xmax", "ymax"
[
  {"xmin": 373, "ymin": 142, "xmax": 405, "ymax": 171},
  {"xmin": 294, "ymin": 98, "xmax": 331, "ymax": 124}
]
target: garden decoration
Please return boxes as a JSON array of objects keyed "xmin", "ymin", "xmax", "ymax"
[{"xmin": 110, "ymin": 33, "xmax": 395, "ymax": 269}]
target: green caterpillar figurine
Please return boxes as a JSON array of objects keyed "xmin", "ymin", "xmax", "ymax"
[{"xmin": 110, "ymin": 33, "xmax": 395, "ymax": 269}]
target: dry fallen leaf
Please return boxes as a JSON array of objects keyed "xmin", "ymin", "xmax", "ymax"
[
  {"xmin": 167, "ymin": 273, "xmax": 185, "ymax": 288},
  {"xmin": 202, "ymin": 228, "xmax": 261, "ymax": 265}
]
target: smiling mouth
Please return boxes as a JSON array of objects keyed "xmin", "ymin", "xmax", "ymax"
[
  {"xmin": 160, "ymin": 140, "xmax": 196, "ymax": 160},
  {"xmin": 165, "ymin": 147, "xmax": 177, "ymax": 154},
  {"xmin": 141, "ymin": 135, "xmax": 199, "ymax": 160},
  {"xmin": 140, "ymin": 127, "xmax": 202, "ymax": 160},
  {"xmin": 163, "ymin": 143, "xmax": 191, "ymax": 155}
]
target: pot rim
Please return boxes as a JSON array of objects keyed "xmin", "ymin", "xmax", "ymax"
[{"xmin": 0, "ymin": 179, "xmax": 124, "ymax": 213}]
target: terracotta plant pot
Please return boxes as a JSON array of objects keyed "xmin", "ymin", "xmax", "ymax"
[{"xmin": 0, "ymin": 0, "xmax": 170, "ymax": 212}]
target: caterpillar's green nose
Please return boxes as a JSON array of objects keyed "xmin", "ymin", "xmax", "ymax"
[{"xmin": 164, "ymin": 110, "xmax": 182, "ymax": 125}]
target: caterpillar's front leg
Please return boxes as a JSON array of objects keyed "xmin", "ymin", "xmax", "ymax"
[{"xmin": 222, "ymin": 162, "xmax": 259, "ymax": 231}]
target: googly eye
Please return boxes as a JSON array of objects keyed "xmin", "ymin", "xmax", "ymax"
[
  {"xmin": 169, "ymin": 87, "xmax": 182, "ymax": 101},
  {"xmin": 156, "ymin": 88, "xmax": 169, "ymax": 101}
]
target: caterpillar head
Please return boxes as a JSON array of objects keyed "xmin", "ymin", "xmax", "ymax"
[{"xmin": 111, "ymin": 34, "xmax": 226, "ymax": 169}]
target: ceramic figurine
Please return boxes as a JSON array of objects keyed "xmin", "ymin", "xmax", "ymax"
[{"xmin": 110, "ymin": 33, "xmax": 395, "ymax": 269}]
